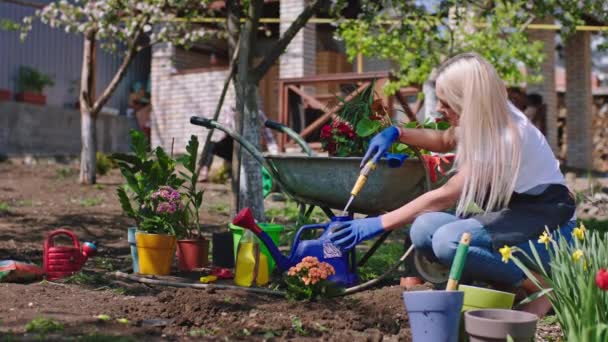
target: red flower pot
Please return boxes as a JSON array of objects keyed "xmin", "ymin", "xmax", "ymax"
[
  {"xmin": 15, "ymin": 92, "xmax": 46, "ymax": 105},
  {"xmin": 0, "ymin": 89, "xmax": 11, "ymax": 101},
  {"xmin": 176, "ymin": 238, "xmax": 209, "ymax": 272}
]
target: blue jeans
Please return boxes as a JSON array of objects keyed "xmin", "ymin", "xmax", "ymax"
[{"xmin": 410, "ymin": 212, "xmax": 576, "ymax": 286}]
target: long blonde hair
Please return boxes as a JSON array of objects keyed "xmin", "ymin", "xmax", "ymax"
[{"xmin": 435, "ymin": 53, "xmax": 521, "ymax": 215}]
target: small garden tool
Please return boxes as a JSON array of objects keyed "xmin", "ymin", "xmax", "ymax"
[{"xmin": 446, "ymin": 232, "xmax": 471, "ymax": 291}]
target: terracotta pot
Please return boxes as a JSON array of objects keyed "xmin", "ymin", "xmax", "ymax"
[
  {"xmin": 464, "ymin": 309, "xmax": 538, "ymax": 342},
  {"xmin": 176, "ymin": 238, "xmax": 209, "ymax": 271},
  {"xmin": 400, "ymin": 276, "xmax": 424, "ymax": 290},
  {"xmin": 15, "ymin": 92, "xmax": 46, "ymax": 105},
  {"xmin": 0, "ymin": 89, "xmax": 11, "ymax": 101}
]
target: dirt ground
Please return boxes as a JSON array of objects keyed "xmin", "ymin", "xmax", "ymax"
[{"xmin": 0, "ymin": 160, "xmax": 576, "ymax": 341}]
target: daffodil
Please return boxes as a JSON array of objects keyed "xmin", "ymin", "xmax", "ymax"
[
  {"xmin": 538, "ymin": 231, "xmax": 551, "ymax": 249},
  {"xmin": 572, "ymin": 249, "xmax": 584, "ymax": 262},
  {"xmin": 572, "ymin": 223, "xmax": 586, "ymax": 241},
  {"xmin": 499, "ymin": 245, "xmax": 513, "ymax": 263}
]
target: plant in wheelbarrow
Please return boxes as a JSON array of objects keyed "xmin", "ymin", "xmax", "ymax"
[{"xmin": 113, "ymin": 130, "xmax": 187, "ymax": 275}]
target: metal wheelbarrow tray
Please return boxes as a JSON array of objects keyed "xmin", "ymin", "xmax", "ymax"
[{"xmin": 267, "ymin": 154, "xmax": 428, "ymax": 216}]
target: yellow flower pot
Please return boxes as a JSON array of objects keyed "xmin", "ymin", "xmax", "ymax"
[{"xmin": 135, "ymin": 232, "xmax": 176, "ymax": 275}]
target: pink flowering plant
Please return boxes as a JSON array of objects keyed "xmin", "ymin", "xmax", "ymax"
[
  {"xmin": 113, "ymin": 130, "xmax": 204, "ymax": 237},
  {"xmin": 284, "ymin": 256, "xmax": 341, "ymax": 300}
]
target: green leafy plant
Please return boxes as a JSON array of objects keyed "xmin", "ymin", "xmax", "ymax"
[
  {"xmin": 505, "ymin": 225, "xmax": 608, "ymax": 341},
  {"xmin": 96, "ymin": 152, "xmax": 116, "ymax": 176},
  {"xmin": 112, "ymin": 130, "xmax": 185, "ymax": 235},
  {"xmin": 290, "ymin": 315, "xmax": 307, "ymax": 336},
  {"xmin": 16, "ymin": 66, "xmax": 54, "ymax": 93},
  {"xmin": 113, "ymin": 130, "xmax": 204, "ymax": 237},
  {"xmin": 0, "ymin": 201, "xmax": 10, "ymax": 213},
  {"xmin": 176, "ymin": 135, "xmax": 205, "ymax": 239},
  {"xmin": 25, "ymin": 317, "xmax": 64, "ymax": 334},
  {"xmin": 284, "ymin": 256, "xmax": 342, "ymax": 301}
]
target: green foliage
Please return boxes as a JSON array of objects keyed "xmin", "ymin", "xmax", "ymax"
[
  {"xmin": 78, "ymin": 197, "xmax": 103, "ymax": 207},
  {"xmin": 56, "ymin": 166, "xmax": 77, "ymax": 180},
  {"xmin": 76, "ymin": 334, "xmax": 135, "ymax": 342},
  {"xmin": 0, "ymin": 201, "xmax": 10, "ymax": 213},
  {"xmin": 0, "ymin": 18, "xmax": 20, "ymax": 31},
  {"xmin": 96, "ymin": 152, "xmax": 116, "ymax": 176},
  {"xmin": 338, "ymin": 0, "xmax": 545, "ymax": 94},
  {"xmin": 177, "ymin": 135, "xmax": 205, "ymax": 239},
  {"xmin": 580, "ymin": 218, "xmax": 608, "ymax": 234},
  {"xmin": 509, "ymin": 228, "xmax": 608, "ymax": 341},
  {"xmin": 25, "ymin": 317, "xmax": 64, "ymax": 334},
  {"xmin": 290, "ymin": 315, "xmax": 307, "ymax": 336},
  {"xmin": 395, "ymin": 118, "xmax": 451, "ymax": 156},
  {"xmin": 357, "ymin": 241, "xmax": 405, "ymax": 282},
  {"xmin": 16, "ymin": 66, "xmax": 54, "ymax": 93},
  {"xmin": 113, "ymin": 130, "xmax": 205, "ymax": 236},
  {"xmin": 284, "ymin": 257, "xmax": 343, "ymax": 301}
]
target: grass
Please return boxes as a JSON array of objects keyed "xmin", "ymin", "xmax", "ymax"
[
  {"xmin": 93, "ymin": 257, "xmax": 115, "ymax": 271},
  {"xmin": 76, "ymin": 334, "xmax": 135, "ymax": 342},
  {"xmin": 56, "ymin": 167, "xmax": 77, "ymax": 179},
  {"xmin": 290, "ymin": 315, "xmax": 307, "ymax": 336},
  {"xmin": 0, "ymin": 201, "xmax": 9, "ymax": 213},
  {"xmin": 357, "ymin": 241, "xmax": 405, "ymax": 282},
  {"xmin": 189, "ymin": 328, "xmax": 214, "ymax": 337},
  {"xmin": 580, "ymin": 218, "xmax": 608, "ymax": 234},
  {"xmin": 209, "ymin": 203, "xmax": 229, "ymax": 215},
  {"xmin": 63, "ymin": 271, "xmax": 108, "ymax": 286},
  {"xmin": 25, "ymin": 317, "xmax": 64, "ymax": 334},
  {"xmin": 78, "ymin": 197, "xmax": 104, "ymax": 207}
]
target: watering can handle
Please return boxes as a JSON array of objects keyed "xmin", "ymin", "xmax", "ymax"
[
  {"xmin": 45, "ymin": 228, "xmax": 80, "ymax": 249},
  {"xmin": 291, "ymin": 223, "xmax": 328, "ymax": 257}
]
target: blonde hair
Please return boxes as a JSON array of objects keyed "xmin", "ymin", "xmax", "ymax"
[{"xmin": 435, "ymin": 53, "xmax": 521, "ymax": 215}]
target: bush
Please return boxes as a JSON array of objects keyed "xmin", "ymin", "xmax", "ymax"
[
  {"xmin": 96, "ymin": 152, "xmax": 115, "ymax": 175},
  {"xmin": 16, "ymin": 66, "xmax": 54, "ymax": 93}
]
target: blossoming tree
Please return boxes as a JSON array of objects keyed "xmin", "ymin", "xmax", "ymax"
[{"xmin": 19, "ymin": 0, "xmax": 211, "ymax": 185}]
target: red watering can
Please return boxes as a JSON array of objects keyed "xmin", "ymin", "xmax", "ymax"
[{"xmin": 43, "ymin": 228, "xmax": 97, "ymax": 280}]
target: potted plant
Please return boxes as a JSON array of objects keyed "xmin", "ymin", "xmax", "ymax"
[
  {"xmin": 113, "ymin": 130, "xmax": 186, "ymax": 275},
  {"xmin": 0, "ymin": 88, "xmax": 11, "ymax": 101},
  {"xmin": 174, "ymin": 135, "xmax": 209, "ymax": 272},
  {"xmin": 15, "ymin": 66, "xmax": 54, "ymax": 105}
]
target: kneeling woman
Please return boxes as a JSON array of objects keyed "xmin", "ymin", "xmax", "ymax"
[{"xmin": 329, "ymin": 53, "xmax": 576, "ymax": 316}]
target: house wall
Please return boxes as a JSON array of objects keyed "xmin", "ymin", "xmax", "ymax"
[
  {"xmin": 150, "ymin": 43, "xmax": 236, "ymax": 155},
  {"xmin": 0, "ymin": 2, "xmax": 150, "ymax": 114},
  {"xmin": 0, "ymin": 102, "xmax": 132, "ymax": 156}
]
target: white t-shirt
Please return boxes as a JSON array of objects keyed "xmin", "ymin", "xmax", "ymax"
[{"xmin": 509, "ymin": 102, "xmax": 566, "ymax": 194}]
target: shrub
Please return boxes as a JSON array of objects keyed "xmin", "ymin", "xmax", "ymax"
[{"xmin": 16, "ymin": 66, "xmax": 54, "ymax": 93}]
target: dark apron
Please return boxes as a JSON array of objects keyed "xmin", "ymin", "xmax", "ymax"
[{"xmin": 472, "ymin": 184, "xmax": 576, "ymax": 250}]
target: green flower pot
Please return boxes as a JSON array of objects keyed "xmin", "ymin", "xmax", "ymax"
[
  {"xmin": 229, "ymin": 223, "xmax": 284, "ymax": 273},
  {"xmin": 459, "ymin": 285, "xmax": 515, "ymax": 311}
]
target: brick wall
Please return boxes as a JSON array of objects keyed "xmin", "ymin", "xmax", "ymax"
[
  {"xmin": 280, "ymin": 0, "xmax": 316, "ymax": 79},
  {"xmin": 150, "ymin": 42, "xmax": 235, "ymax": 154},
  {"xmin": 565, "ymin": 31, "xmax": 593, "ymax": 169},
  {"xmin": 527, "ymin": 18, "xmax": 559, "ymax": 154}
]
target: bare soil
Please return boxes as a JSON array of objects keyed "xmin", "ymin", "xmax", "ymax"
[{"xmin": 0, "ymin": 161, "xmax": 568, "ymax": 341}]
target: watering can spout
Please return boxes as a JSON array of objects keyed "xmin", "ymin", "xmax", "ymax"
[{"xmin": 232, "ymin": 208, "xmax": 293, "ymax": 271}]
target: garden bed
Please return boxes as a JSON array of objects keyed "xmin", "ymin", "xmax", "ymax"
[{"xmin": 0, "ymin": 161, "xmax": 597, "ymax": 340}]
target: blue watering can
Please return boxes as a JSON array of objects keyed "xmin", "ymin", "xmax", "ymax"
[{"xmin": 232, "ymin": 208, "xmax": 358, "ymax": 287}]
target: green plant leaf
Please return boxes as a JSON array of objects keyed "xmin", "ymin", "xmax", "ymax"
[{"xmin": 356, "ymin": 118, "xmax": 381, "ymax": 137}]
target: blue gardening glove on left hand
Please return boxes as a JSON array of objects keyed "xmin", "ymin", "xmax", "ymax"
[
  {"xmin": 360, "ymin": 126, "xmax": 400, "ymax": 168},
  {"xmin": 329, "ymin": 217, "xmax": 385, "ymax": 252}
]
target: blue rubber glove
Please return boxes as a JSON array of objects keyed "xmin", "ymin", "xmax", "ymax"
[
  {"xmin": 361, "ymin": 126, "xmax": 400, "ymax": 168},
  {"xmin": 329, "ymin": 217, "xmax": 385, "ymax": 252}
]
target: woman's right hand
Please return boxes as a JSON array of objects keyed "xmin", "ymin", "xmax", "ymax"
[{"xmin": 360, "ymin": 126, "xmax": 400, "ymax": 167}]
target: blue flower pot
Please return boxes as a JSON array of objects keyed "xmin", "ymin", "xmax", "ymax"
[
  {"xmin": 402, "ymin": 290, "xmax": 464, "ymax": 342},
  {"xmin": 127, "ymin": 227, "xmax": 139, "ymax": 273}
]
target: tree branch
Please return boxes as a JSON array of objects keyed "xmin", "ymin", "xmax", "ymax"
[
  {"xmin": 0, "ymin": 0, "xmax": 44, "ymax": 9},
  {"xmin": 252, "ymin": 0, "xmax": 323, "ymax": 82},
  {"xmin": 92, "ymin": 26, "xmax": 144, "ymax": 114}
]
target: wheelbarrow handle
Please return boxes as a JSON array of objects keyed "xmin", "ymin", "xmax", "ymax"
[{"xmin": 264, "ymin": 120, "xmax": 314, "ymax": 157}]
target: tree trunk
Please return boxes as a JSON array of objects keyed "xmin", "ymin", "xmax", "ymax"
[
  {"xmin": 80, "ymin": 109, "xmax": 97, "ymax": 184},
  {"xmin": 79, "ymin": 30, "xmax": 97, "ymax": 184}
]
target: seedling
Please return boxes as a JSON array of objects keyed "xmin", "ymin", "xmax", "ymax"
[
  {"xmin": 25, "ymin": 317, "xmax": 64, "ymax": 334},
  {"xmin": 79, "ymin": 197, "xmax": 103, "ymax": 207},
  {"xmin": 116, "ymin": 318, "xmax": 129, "ymax": 324},
  {"xmin": 290, "ymin": 315, "xmax": 307, "ymax": 336},
  {"xmin": 0, "ymin": 201, "xmax": 9, "ymax": 213},
  {"xmin": 96, "ymin": 314, "xmax": 111, "ymax": 322}
]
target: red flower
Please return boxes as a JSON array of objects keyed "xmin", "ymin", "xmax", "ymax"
[
  {"xmin": 596, "ymin": 268, "xmax": 608, "ymax": 291},
  {"xmin": 325, "ymin": 142, "xmax": 337, "ymax": 154},
  {"xmin": 320, "ymin": 124, "xmax": 332, "ymax": 139},
  {"xmin": 337, "ymin": 123, "xmax": 352, "ymax": 135}
]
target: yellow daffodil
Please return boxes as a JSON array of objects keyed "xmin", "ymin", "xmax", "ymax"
[
  {"xmin": 572, "ymin": 223, "xmax": 586, "ymax": 241},
  {"xmin": 538, "ymin": 231, "xmax": 551, "ymax": 249},
  {"xmin": 499, "ymin": 245, "xmax": 513, "ymax": 263},
  {"xmin": 572, "ymin": 249, "xmax": 584, "ymax": 262}
]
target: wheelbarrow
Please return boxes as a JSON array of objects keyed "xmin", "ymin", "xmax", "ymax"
[{"xmin": 190, "ymin": 116, "xmax": 451, "ymax": 291}]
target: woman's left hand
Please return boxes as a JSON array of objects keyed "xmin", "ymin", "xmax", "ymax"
[{"xmin": 329, "ymin": 217, "xmax": 385, "ymax": 252}]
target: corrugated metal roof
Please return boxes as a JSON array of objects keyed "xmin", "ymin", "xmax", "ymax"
[{"xmin": 0, "ymin": 2, "xmax": 150, "ymax": 113}]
